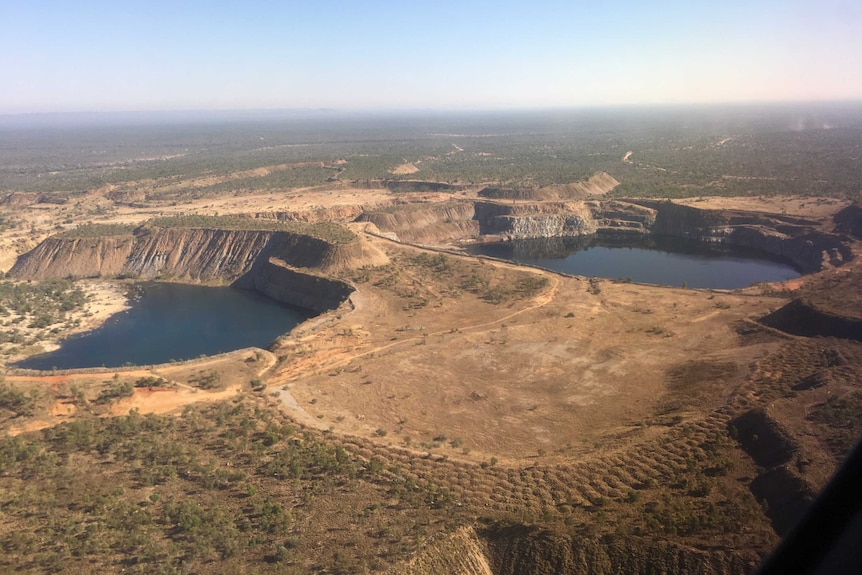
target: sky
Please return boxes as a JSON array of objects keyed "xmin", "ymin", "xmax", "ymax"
[{"xmin": 1, "ymin": 0, "xmax": 861, "ymax": 114}]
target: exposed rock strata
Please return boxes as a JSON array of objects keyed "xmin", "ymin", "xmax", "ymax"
[
  {"xmin": 473, "ymin": 201, "xmax": 597, "ymax": 238},
  {"xmin": 631, "ymin": 200, "xmax": 851, "ymax": 273},
  {"xmin": 254, "ymin": 205, "xmax": 367, "ymax": 223},
  {"xmin": 243, "ymin": 257, "xmax": 354, "ymax": 313},
  {"xmin": 9, "ymin": 226, "xmax": 386, "ymax": 312},
  {"xmin": 9, "ymin": 235, "xmax": 135, "ymax": 278}
]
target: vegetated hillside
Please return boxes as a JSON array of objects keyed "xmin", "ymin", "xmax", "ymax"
[{"xmin": 0, "ymin": 390, "xmax": 773, "ymax": 575}]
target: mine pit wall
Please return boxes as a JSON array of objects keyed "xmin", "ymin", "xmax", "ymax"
[
  {"xmin": 238, "ymin": 258, "xmax": 353, "ymax": 314},
  {"xmin": 8, "ymin": 235, "xmax": 135, "ymax": 278},
  {"xmin": 631, "ymin": 200, "xmax": 852, "ymax": 274},
  {"xmin": 8, "ymin": 227, "xmax": 358, "ymax": 315},
  {"xmin": 356, "ymin": 201, "xmax": 479, "ymax": 244},
  {"xmin": 253, "ymin": 205, "xmax": 366, "ymax": 223},
  {"xmin": 120, "ymin": 228, "xmax": 276, "ymax": 281},
  {"xmin": 473, "ymin": 201, "xmax": 598, "ymax": 238}
]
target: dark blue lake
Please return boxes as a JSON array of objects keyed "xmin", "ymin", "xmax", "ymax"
[
  {"xmin": 467, "ymin": 235, "xmax": 800, "ymax": 289},
  {"xmin": 16, "ymin": 282, "xmax": 311, "ymax": 370}
]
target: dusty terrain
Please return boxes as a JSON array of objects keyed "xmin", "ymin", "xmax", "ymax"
[
  {"xmin": 0, "ymin": 182, "xmax": 855, "ymax": 464},
  {"xmin": 1, "ymin": 177, "xmax": 861, "ymax": 574}
]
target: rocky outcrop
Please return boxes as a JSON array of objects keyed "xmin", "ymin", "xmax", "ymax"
[
  {"xmin": 1, "ymin": 192, "xmax": 41, "ymax": 208},
  {"xmin": 244, "ymin": 257, "xmax": 354, "ymax": 313},
  {"xmin": 353, "ymin": 179, "xmax": 468, "ymax": 193},
  {"xmin": 474, "ymin": 201, "xmax": 597, "ymax": 239},
  {"xmin": 630, "ymin": 200, "xmax": 852, "ymax": 273},
  {"xmin": 388, "ymin": 527, "xmax": 493, "ymax": 575},
  {"xmin": 9, "ymin": 235, "xmax": 135, "ymax": 278},
  {"xmin": 833, "ymin": 204, "xmax": 862, "ymax": 239},
  {"xmin": 356, "ymin": 201, "xmax": 479, "ymax": 244}
]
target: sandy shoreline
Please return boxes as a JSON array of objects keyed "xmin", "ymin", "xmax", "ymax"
[
  {"xmin": 75, "ymin": 279, "xmax": 131, "ymax": 334},
  {"xmin": 2, "ymin": 280, "xmax": 131, "ymax": 363}
]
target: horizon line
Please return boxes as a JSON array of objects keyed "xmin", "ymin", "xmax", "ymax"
[{"xmin": 3, "ymin": 98, "xmax": 862, "ymax": 120}]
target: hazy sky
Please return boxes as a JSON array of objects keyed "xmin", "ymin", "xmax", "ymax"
[{"xmin": 1, "ymin": 0, "xmax": 861, "ymax": 113}]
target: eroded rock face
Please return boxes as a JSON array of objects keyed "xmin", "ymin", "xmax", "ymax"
[
  {"xmin": 245, "ymin": 258, "xmax": 354, "ymax": 313},
  {"xmin": 833, "ymin": 204, "xmax": 862, "ymax": 239},
  {"xmin": 8, "ymin": 226, "xmax": 385, "ymax": 312},
  {"xmin": 121, "ymin": 228, "xmax": 276, "ymax": 281},
  {"xmin": 9, "ymin": 235, "xmax": 134, "ymax": 278},
  {"xmin": 631, "ymin": 200, "xmax": 852, "ymax": 273},
  {"xmin": 474, "ymin": 201, "xmax": 598, "ymax": 238}
]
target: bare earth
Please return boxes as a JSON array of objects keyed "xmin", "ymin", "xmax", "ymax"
[{"xmin": 0, "ymin": 184, "xmax": 851, "ymax": 471}]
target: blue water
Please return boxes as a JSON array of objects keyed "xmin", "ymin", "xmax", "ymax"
[
  {"xmin": 467, "ymin": 235, "xmax": 800, "ymax": 289},
  {"xmin": 16, "ymin": 282, "xmax": 310, "ymax": 370}
]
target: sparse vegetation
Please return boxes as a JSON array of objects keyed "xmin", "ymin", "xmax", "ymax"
[
  {"xmin": 58, "ymin": 223, "xmax": 137, "ymax": 238},
  {"xmin": 1, "ymin": 107, "xmax": 860, "ymax": 574},
  {"xmin": 148, "ymin": 215, "xmax": 356, "ymax": 243}
]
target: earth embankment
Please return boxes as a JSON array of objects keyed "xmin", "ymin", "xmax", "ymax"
[
  {"xmin": 356, "ymin": 201, "xmax": 479, "ymax": 244},
  {"xmin": 395, "ymin": 525, "xmax": 758, "ymax": 575}
]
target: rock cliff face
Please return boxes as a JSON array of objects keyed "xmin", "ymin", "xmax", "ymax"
[
  {"xmin": 244, "ymin": 258, "xmax": 354, "ymax": 313},
  {"xmin": 589, "ymin": 200, "xmax": 656, "ymax": 234},
  {"xmin": 473, "ymin": 199, "xmax": 655, "ymax": 240},
  {"xmin": 9, "ymin": 226, "xmax": 386, "ymax": 312},
  {"xmin": 474, "ymin": 201, "xmax": 597, "ymax": 238},
  {"xmin": 120, "ymin": 228, "xmax": 275, "ymax": 281},
  {"xmin": 9, "ymin": 235, "xmax": 135, "ymax": 278},
  {"xmin": 631, "ymin": 200, "xmax": 852, "ymax": 273},
  {"xmin": 356, "ymin": 201, "xmax": 479, "ymax": 244},
  {"xmin": 833, "ymin": 203, "xmax": 862, "ymax": 239}
]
